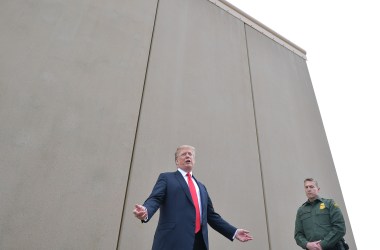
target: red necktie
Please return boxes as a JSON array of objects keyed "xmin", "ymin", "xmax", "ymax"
[{"xmin": 187, "ymin": 173, "xmax": 201, "ymax": 233}]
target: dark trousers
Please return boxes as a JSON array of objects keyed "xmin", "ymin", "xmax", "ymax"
[
  {"xmin": 193, "ymin": 230, "xmax": 207, "ymax": 250},
  {"xmin": 325, "ymin": 240, "xmax": 346, "ymax": 250}
]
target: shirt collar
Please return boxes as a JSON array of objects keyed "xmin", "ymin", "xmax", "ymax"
[
  {"xmin": 177, "ymin": 168, "xmax": 192, "ymax": 177},
  {"xmin": 305, "ymin": 196, "xmax": 322, "ymax": 205}
]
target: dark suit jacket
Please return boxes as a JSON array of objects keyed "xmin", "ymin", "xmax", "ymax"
[{"xmin": 143, "ymin": 171, "xmax": 237, "ymax": 250}]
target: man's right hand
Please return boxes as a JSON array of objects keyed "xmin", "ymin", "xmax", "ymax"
[
  {"xmin": 306, "ymin": 241, "xmax": 322, "ymax": 250},
  {"xmin": 133, "ymin": 204, "xmax": 147, "ymax": 220}
]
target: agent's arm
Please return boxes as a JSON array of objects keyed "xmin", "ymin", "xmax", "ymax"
[
  {"xmin": 294, "ymin": 208, "xmax": 309, "ymax": 249},
  {"xmin": 319, "ymin": 200, "xmax": 346, "ymax": 249}
]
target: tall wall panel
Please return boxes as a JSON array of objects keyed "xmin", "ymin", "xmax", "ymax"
[
  {"xmin": 0, "ymin": 0, "xmax": 158, "ymax": 249},
  {"xmin": 119, "ymin": 0, "xmax": 269, "ymax": 249},
  {"xmin": 0, "ymin": 0, "xmax": 356, "ymax": 249},
  {"xmin": 245, "ymin": 27, "xmax": 356, "ymax": 249}
]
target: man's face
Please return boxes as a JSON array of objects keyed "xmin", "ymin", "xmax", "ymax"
[
  {"xmin": 176, "ymin": 147, "xmax": 195, "ymax": 172},
  {"xmin": 304, "ymin": 181, "xmax": 320, "ymax": 201}
]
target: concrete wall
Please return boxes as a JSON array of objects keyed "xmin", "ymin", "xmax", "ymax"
[
  {"xmin": 0, "ymin": 0, "xmax": 356, "ymax": 249},
  {"xmin": 0, "ymin": 0, "xmax": 157, "ymax": 249}
]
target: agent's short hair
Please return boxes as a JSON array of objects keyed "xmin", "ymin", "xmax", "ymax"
[
  {"xmin": 304, "ymin": 178, "xmax": 319, "ymax": 188},
  {"xmin": 175, "ymin": 145, "xmax": 195, "ymax": 161}
]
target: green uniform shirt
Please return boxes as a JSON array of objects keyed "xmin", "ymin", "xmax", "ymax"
[{"xmin": 294, "ymin": 197, "xmax": 346, "ymax": 249}]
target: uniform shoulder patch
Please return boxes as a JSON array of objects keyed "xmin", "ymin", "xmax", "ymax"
[
  {"xmin": 319, "ymin": 203, "xmax": 325, "ymax": 209},
  {"xmin": 328, "ymin": 199, "xmax": 339, "ymax": 208}
]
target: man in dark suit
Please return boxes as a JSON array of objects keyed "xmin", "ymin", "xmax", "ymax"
[{"xmin": 133, "ymin": 145, "xmax": 253, "ymax": 250}]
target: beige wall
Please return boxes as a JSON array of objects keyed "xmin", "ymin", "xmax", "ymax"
[
  {"xmin": 0, "ymin": 0, "xmax": 355, "ymax": 249},
  {"xmin": 245, "ymin": 27, "xmax": 356, "ymax": 249},
  {"xmin": 0, "ymin": 0, "xmax": 158, "ymax": 249}
]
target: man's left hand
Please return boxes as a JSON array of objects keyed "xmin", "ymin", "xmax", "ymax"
[{"xmin": 235, "ymin": 229, "xmax": 253, "ymax": 242}]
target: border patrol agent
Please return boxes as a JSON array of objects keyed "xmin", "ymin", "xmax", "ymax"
[{"xmin": 294, "ymin": 178, "xmax": 347, "ymax": 250}]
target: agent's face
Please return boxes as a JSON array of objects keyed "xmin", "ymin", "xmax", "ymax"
[
  {"xmin": 304, "ymin": 181, "xmax": 320, "ymax": 201},
  {"xmin": 176, "ymin": 147, "xmax": 195, "ymax": 172}
]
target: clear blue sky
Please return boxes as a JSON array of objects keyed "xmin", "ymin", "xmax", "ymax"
[{"xmin": 226, "ymin": 1, "xmax": 379, "ymax": 249}]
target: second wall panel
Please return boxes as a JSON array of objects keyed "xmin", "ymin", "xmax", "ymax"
[
  {"xmin": 120, "ymin": 0, "xmax": 269, "ymax": 249},
  {"xmin": 245, "ymin": 25, "xmax": 356, "ymax": 249}
]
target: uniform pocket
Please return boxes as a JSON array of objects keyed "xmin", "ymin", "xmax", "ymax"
[
  {"xmin": 316, "ymin": 209, "xmax": 330, "ymax": 225},
  {"xmin": 300, "ymin": 212, "xmax": 311, "ymax": 221},
  {"xmin": 300, "ymin": 212, "xmax": 312, "ymax": 230}
]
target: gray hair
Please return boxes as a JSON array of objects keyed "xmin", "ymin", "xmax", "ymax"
[{"xmin": 175, "ymin": 145, "xmax": 195, "ymax": 161}]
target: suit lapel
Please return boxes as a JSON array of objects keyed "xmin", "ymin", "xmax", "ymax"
[
  {"xmin": 175, "ymin": 170, "xmax": 193, "ymax": 204},
  {"xmin": 193, "ymin": 176, "xmax": 207, "ymax": 222}
]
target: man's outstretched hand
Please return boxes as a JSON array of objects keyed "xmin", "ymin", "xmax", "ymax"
[
  {"xmin": 235, "ymin": 229, "xmax": 253, "ymax": 242},
  {"xmin": 133, "ymin": 204, "xmax": 147, "ymax": 220}
]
